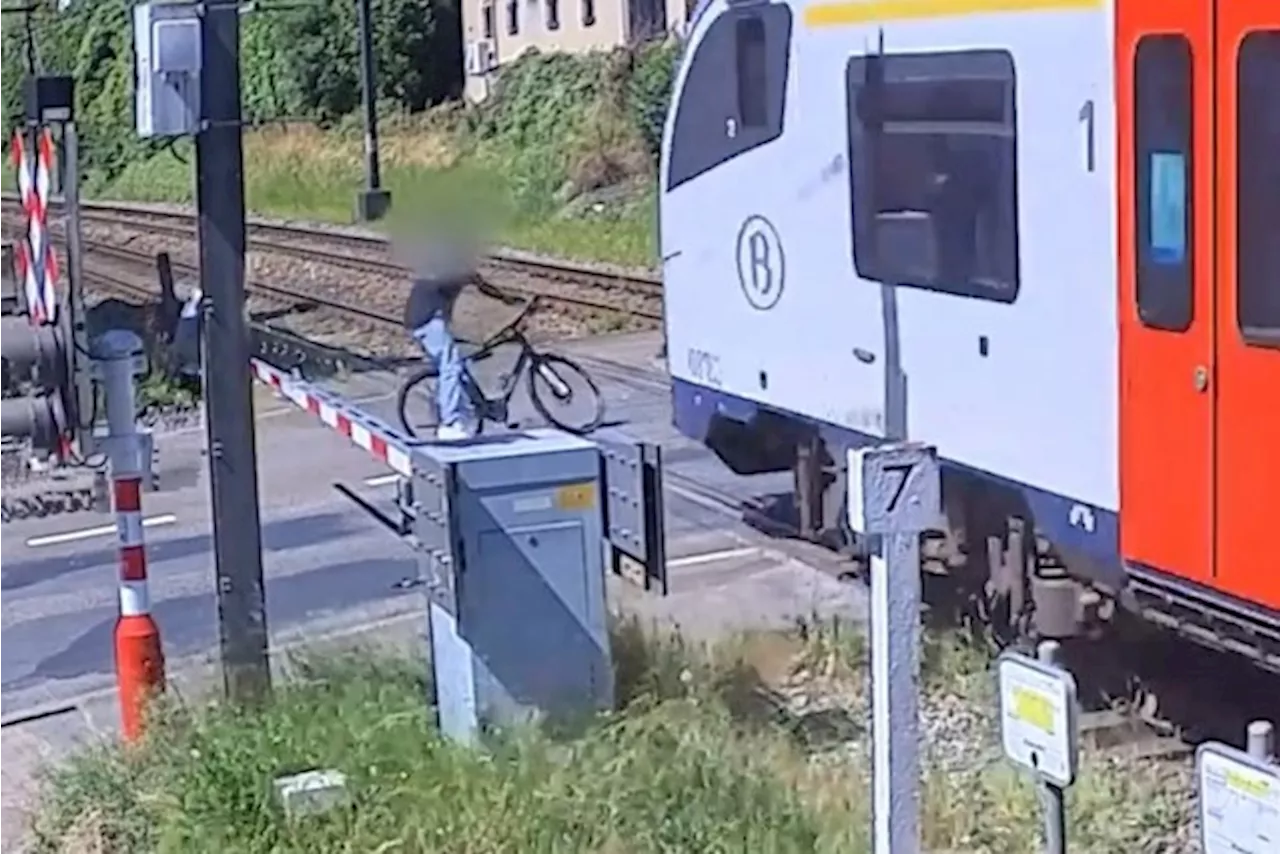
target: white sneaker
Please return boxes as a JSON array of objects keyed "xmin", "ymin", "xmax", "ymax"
[{"xmin": 435, "ymin": 422, "xmax": 475, "ymax": 441}]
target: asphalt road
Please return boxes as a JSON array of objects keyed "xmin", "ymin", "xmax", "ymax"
[{"xmin": 2, "ymin": 332, "xmax": 844, "ymax": 716}]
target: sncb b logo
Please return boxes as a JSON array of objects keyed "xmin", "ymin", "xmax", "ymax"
[{"xmin": 736, "ymin": 215, "xmax": 785, "ymax": 311}]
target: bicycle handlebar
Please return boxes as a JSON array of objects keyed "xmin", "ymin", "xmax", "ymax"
[{"xmin": 474, "ymin": 274, "xmax": 525, "ymax": 306}]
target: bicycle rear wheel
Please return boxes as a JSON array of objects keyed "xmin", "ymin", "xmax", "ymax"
[
  {"xmin": 397, "ymin": 366, "xmax": 441, "ymax": 439},
  {"xmin": 527, "ymin": 354, "xmax": 605, "ymax": 435}
]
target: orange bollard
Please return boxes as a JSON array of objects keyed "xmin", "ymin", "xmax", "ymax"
[{"xmin": 112, "ymin": 471, "xmax": 165, "ymax": 741}]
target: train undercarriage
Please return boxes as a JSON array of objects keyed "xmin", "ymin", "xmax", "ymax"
[{"xmin": 703, "ymin": 411, "xmax": 1280, "ymax": 675}]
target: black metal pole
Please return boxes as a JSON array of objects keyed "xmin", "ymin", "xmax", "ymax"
[
  {"xmin": 354, "ymin": 0, "xmax": 390, "ymax": 221},
  {"xmin": 195, "ymin": 4, "xmax": 271, "ymax": 704}
]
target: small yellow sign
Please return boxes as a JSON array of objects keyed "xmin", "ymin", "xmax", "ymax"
[
  {"xmin": 1011, "ymin": 686, "xmax": 1055, "ymax": 734},
  {"xmin": 555, "ymin": 482, "xmax": 597, "ymax": 511},
  {"xmin": 1225, "ymin": 768, "xmax": 1272, "ymax": 799}
]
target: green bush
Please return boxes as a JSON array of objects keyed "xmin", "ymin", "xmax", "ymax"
[
  {"xmin": 626, "ymin": 41, "xmax": 681, "ymax": 160},
  {"xmin": 2, "ymin": 0, "xmax": 463, "ymax": 185}
]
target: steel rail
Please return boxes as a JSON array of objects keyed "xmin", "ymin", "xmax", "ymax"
[{"xmin": 2, "ymin": 195, "xmax": 664, "ymax": 321}]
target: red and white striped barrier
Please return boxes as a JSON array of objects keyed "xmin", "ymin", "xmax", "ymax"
[
  {"xmin": 10, "ymin": 128, "xmax": 59, "ymax": 324},
  {"xmin": 250, "ymin": 358, "xmax": 414, "ymax": 476},
  {"xmin": 111, "ymin": 438, "xmax": 165, "ymax": 743},
  {"xmin": 115, "ymin": 473, "xmax": 150, "ymax": 616}
]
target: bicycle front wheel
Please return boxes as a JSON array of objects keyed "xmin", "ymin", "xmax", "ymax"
[
  {"xmin": 527, "ymin": 354, "xmax": 605, "ymax": 435},
  {"xmin": 397, "ymin": 366, "xmax": 441, "ymax": 440}
]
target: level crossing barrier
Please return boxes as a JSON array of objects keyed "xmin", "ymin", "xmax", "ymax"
[{"xmin": 249, "ymin": 358, "xmax": 669, "ymax": 741}]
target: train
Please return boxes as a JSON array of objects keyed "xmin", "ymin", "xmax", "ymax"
[{"xmin": 656, "ymin": 0, "xmax": 1280, "ymax": 670}]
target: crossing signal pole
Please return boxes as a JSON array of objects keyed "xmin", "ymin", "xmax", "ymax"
[{"xmin": 195, "ymin": 2, "xmax": 272, "ymax": 704}]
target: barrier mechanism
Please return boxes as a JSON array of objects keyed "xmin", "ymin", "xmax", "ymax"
[
  {"xmin": 598, "ymin": 434, "xmax": 668, "ymax": 595},
  {"xmin": 250, "ymin": 358, "xmax": 669, "ymax": 743}
]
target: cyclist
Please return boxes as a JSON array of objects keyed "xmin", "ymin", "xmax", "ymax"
[{"xmin": 401, "ymin": 240, "xmax": 481, "ymax": 440}]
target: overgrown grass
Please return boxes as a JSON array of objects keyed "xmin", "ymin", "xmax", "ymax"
[
  {"xmin": 28, "ymin": 621, "xmax": 1191, "ymax": 854},
  {"xmin": 95, "ymin": 48, "xmax": 676, "ymax": 270},
  {"xmin": 135, "ymin": 371, "xmax": 198, "ymax": 412}
]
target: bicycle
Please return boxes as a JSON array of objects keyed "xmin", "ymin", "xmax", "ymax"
[{"xmin": 397, "ymin": 285, "xmax": 605, "ymax": 439}]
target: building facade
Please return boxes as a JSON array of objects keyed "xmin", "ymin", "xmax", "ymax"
[{"xmin": 460, "ymin": 0, "xmax": 694, "ymax": 101}]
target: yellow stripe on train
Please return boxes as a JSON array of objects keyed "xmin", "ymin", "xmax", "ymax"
[{"xmin": 804, "ymin": 0, "xmax": 1103, "ymax": 27}]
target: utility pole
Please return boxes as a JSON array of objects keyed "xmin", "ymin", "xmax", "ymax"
[
  {"xmin": 354, "ymin": 0, "xmax": 390, "ymax": 221},
  {"xmin": 196, "ymin": 2, "xmax": 271, "ymax": 704}
]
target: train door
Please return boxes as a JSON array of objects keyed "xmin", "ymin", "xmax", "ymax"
[
  {"xmin": 1117, "ymin": 0, "xmax": 1214, "ymax": 586},
  {"xmin": 1118, "ymin": 1, "xmax": 1280, "ymax": 609},
  {"xmin": 1213, "ymin": 13, "xmax": 1279, "ymax": 610}
]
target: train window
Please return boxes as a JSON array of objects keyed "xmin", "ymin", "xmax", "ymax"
[
  {"xmin": 546, "ymin": 0, "xmax": 560, "ymax": 30},
  {"xmin": 1133, "ymin": 35, "xmax": 1194, "ymax": 332},
  {"xmin": 664, "ymin": 5, "xmax": 792, "ymax": 191},
  {"xmin": 506, "ymin": 0, "xmax": 519, "ymax": 35},
  {"xmin": 582, "ymin": 0, "xmax": 595, "ymax": 27},
  {"xmin": 845, "ymin": 50, "xmax": 1020, "ymax": 303},
  {"xmin": 736, "ymin": 17, "xmax": 767, "ymax": 127},
  {"xmin": 1237, "ymin": 30, "xmax": 1280, "ymax": 348}
]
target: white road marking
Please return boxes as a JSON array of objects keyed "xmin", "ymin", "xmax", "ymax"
[
  {"xmin": 667, "ymin": 546, "xmax": 759, "ymax": 569},
  {"xmin": 363, "ymin": 473, "xmax": 402, "ymax": 487},
  {"xmin": 160, "ymin": 390, "xmax": 397, "ymax": 438},
  {"xmin": 25, "ymin": 513, "xmax": 178, "ymax": 548}
]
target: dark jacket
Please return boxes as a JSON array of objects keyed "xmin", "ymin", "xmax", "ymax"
[
  {"xmin": 404, "ymin": 277, "xmax": 465, "ymax": 331},
  {"xmin": 400, "ymin": 240, "xmax": 478, "ymax": 331}
]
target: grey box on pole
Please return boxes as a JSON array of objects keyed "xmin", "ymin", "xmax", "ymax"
[{"xmin": 411, "ymin": 429, "xmax": 614, "ymax": 745}]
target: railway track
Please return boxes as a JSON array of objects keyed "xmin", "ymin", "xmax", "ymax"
[
  {"xmin": 1, "ymin": 195, "xmax": 664, "ymax": 323},
  {"xmin": 84, "ymin": 237, "xmax": 400, "ymax": 327}
]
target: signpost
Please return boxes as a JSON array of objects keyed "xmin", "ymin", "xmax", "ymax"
[
  {"xmin": 848, "ymin": 442, "xmax": 941, "ymax": 854},
  {"xmin": 1196, "ymin": 723, "xmax": 1279, "ymax": 854},
  {"xmin": 997, "ymin": 641, "xmax": 1079, "ymax": 854}
]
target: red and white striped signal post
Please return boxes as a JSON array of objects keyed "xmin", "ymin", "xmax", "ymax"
[
  {"xmin": 98, "ymin": 330, "xmax": 166, "ymax": 741},
  {"xmin": 10, "ymin": 127, "xmax": 59, "ymax": 325}
]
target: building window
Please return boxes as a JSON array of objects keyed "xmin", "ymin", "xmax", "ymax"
[
  {"xmin": 506, "ymin": 0, "xmax": 518, "ymax": 35},
  {"xmin": 482, "ymin": 1, "xmax": 496, "ymax": 39},
  {"xmin": 1132, "ymin": 35, "xmax": 1194, "ymax": 332},
  {"xmin": 546, "ymin": 0, "xmax": 560, "ymax": 30},
  {"xmin": 1236, "ymin": 29, "xmax": 1280, "ymax": 347},
  {"xmin": 664, "ymin": 7, "xmax": 792, "ymax": 191},
  {"xmin": 735, "ymin": 17, "xmax": 767, "ymax": 128},
  {"xmin": 846, "ymin": 49, "xmax": 1020, "ymax": 303},
  {"xmin": 582, "ymin": 0, "xmax": 595, "ymax": 27}
]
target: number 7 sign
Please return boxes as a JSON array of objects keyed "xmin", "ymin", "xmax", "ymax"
[{"xmin": 847, "ymin": 443, "xmax": 942, "ymax": 536}]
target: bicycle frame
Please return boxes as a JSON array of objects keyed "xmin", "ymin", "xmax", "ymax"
[{"xmin": 457, "ymin": 299, "xmax": 553, "ymax": 426}]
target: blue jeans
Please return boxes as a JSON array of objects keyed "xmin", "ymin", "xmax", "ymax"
[{"xmin": 412, "ymin": 314, "xmax": 474, "ymax": 428}]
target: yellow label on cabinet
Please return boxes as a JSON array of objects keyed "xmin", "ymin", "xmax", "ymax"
[{"xmin": 555, "ymin": 482, "xmax": 597, "ymax": 511}]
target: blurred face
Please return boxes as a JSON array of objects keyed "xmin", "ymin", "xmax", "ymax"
[{"xmin": 384, "ymin": 165, "xmax": 510, "ymax": 267}]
